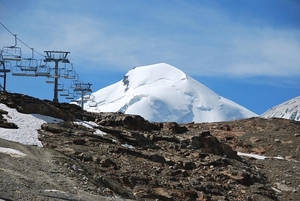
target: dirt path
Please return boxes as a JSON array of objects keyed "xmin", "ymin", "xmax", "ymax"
[{"xmin": 0, "ymin": 139, "xmax": 131, "ymax": 201}]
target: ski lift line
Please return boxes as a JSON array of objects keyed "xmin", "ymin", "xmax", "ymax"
[
  {"xmin": 0, "ymin": 21, "xmax": 14, "ymax": 35},
  {"xmin": 0, "ymin": 22, "xmax": 45, "ymax": 58},
  {"xmin": 0, "ymin": 1, "xmax": 52, "ymax": 49},
  {"xmin": 17, "ymin": 37, "xmax": 45, "ymax": 58}
]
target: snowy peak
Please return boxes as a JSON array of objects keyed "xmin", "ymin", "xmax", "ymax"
[
  {"xmin": 123, "ymin": 63, "xmax": 187, "ymax": 91},
  {"xmin": 261, "ymin": 96, "xmax": 300, "ymax": 121},
  {"xmin": 83, "ymin": 63, "xmax": 257, "ymax": 123}
]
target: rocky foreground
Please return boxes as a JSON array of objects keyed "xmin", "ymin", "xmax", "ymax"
[{"xmin": 0, "ymin": 92, "xmax": 299, "ymax": 201}]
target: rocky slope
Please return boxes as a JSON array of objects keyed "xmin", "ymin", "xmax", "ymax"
[{"xmin": 0, "ymin": 92, "xmax": 299, "ymax": 201}]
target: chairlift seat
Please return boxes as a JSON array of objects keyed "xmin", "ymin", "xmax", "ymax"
[
  {"xmin": 89, "ymin": 101, "xmax": 97, "ymax": 107},
  {"xmin": 1, "ymin": 46, "xmax": 22, "ymax": 61},
  {"xmin": 21, "ymin": 67, "xmax": 37, "ymax": 71},
  {"xmin": 12, "ymin": 72, "xmax": 26, "ymax": 76},
  {"xmin": 36, "ymin": 72, "xmax": 50, "ymax": 76},
  {"xmin": 0, "ymin": 69, "xmax": 11, "ymax": 73}
]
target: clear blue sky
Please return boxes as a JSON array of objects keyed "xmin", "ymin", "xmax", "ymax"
[{"xmin": 0, "ymin": 0, "xmax": 299, "ymax": 115}]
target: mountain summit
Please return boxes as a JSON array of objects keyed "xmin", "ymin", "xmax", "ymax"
[
  {"xmin": 84, "ymin": 63, "xmax": 257, "ymax": 123},
  {"xmin": 261, "ymin": 96, "xmax": 300, "ymax": 121}
]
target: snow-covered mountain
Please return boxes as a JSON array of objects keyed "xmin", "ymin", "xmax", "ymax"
[
  {"xmin": 83, "ymin": 63, "xmax": 257, "ymax": 123},
  {"xmin": 261, "ymin": 96, "xmax": 300, "ymax": 121}
]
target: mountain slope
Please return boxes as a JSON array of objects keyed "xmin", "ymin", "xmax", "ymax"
[
  {"xmin": 83, "ymin": 63, "xmax": 257, "ymax": 123},
  {"xmin": 261, "ymin": 96, "xmax": 300, "ymax": 121}
]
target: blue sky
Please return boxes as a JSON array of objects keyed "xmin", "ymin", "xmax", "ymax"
[{"xmin": 0, "ymin": 0, "xmax": 299, "ymax": 115}]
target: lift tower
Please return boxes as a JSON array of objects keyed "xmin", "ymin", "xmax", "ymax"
[
  {"xmin": 44, "ymin": 51, "xmax": 70, "ymax": 102},
  {"xmin": 0, "ymin": 61, "xmax": 11, "ymax": 91},
  {"xmin": 74, "ymin": 82, "xmax": 92, "ymax": 110}
]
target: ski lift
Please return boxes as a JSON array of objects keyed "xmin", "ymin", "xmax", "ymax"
[
  {"xmin": 12, "ymin": 66, "xmax": 37, "ymax": 76},
  {"xmin": 45, "ymin": 77, "xmax": 55, "ymax": 83},
  {"xmin": 48, "ymin": 67, "xmax": 62, "ymax": 78},
  {"xmin": 0, "ymin": 61, "xmax": 11, "ymax": 91},
  {"xmin": 17, "ymin": 59, "xmax": 38, "ymax": 71},
  {"xmin": 1, "ymin": 34, "xmax": 22, "ymax": 61},
  {"xmin": 60, "ymin": 88, "xmax": 70, "ymax": 96},
  {"xmin": 11, "ymin": 66, "xmax": 26, "ymax": 76},
  {"xmin": 66, "ymin": 95, "xmax": 76, "ymax": 100},
  {"xmin": 70, "ymin": 74, "xmax": 82, "ymax": 88},
  {"xmin": 83, "ymin": 93, "xmax": 91, "ymax": 100},
  {"xmin": 0, "ymin": 61, "xmax": 11, "ymax": 73},
  {"xmin": 16, "ymin": 48, "xmax": 38, "ymax": 71},
  {"xmin": 61, "ymin": 63, "xmax": 76, "ymax": 79},
  {"xmin": 36, "ymin": 61, "xmax": 50, "ymax": 76},
  {"xmin": 88, "ymin": 101, "xmax": 97, "ymax": 107},
  {"xmin": 65, "ymin": 91, "xmax": 78, "ymax": 100},
  {"xmin": 57, "ymin": 83, "xmax": 65, "ymax": 91},
  {"xmin": 63, "ymin": 66, "xmax": 76, "ymax": 79}
]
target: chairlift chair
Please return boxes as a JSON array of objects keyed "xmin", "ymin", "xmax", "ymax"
[
  {"xmin": 83, "ymin": 93, "xmax": 91, "ymax": 100},
  {"xmin": 60, "ymin": 88, "xmax": 70, "ymax": 96},
  {"xmin": 57, "ymin": 83, "xmax": 65, "ymax": 91},
  {"xmin": 36, "ymin": 64, "xmax": 50, "ymax": 76},
  {"xmin": 88, "ymin": 101, "xmax": 97, "ymax": 107},
  {"xmin": 11, "ymin": 66, "xmax": 26, "ymax": 76},
  {"xmin": 70, "ymin": 80, "xmax": 83, "ymax": 89},
  {"xmin": 11, "ymin": 67, "xmax": 36, "ymax": 77},
  {"xmin": 23, "ymin": 71, "xmax": 37, "ymax": 77},
  {"xmin": 1, "ymin": 47, "xmax": 22, "ymax": 61},
  {"xmin": 1, "ymin": 35, "xmax": 22, "ymax": 61},
  {"xmin": 62, "ymin": 63, "xmax": 76, "ymax": 79},
  {"xmin": 65, "ymin": 92, "xmax": 78, "ymax": 101},
  {"xmin": 45, "ymin": 77, "xmax": 55, "ymax": 83},
  {"xmin": 48, "ymin": 67, "xmax": 62, "ymax": 78},
  {"xmin": 66, "ymin": 95, "xmax": 76, "ymax": 100},
  {"xmin": 16, "ymin": 58, "xmax": 38, "ymax": 71},
  {"xmin": 0, "ymin": 61, "xmax": 11, "ymax": 73},
  {"xmin": 15, "ymin": 48, "xmax": 38, "ymax": 72},
  {"xmin": 64, "ymin": 69, "xmax": 76, "ymax": 79}
]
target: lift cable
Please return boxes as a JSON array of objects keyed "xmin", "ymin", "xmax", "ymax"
[
  {"xmin": 0, "ymin": 22, "xmax": 45, "ymax": 58},
  {"xmin": 0, "ymin": 1, "xmax": 52, "ymax": 49}
]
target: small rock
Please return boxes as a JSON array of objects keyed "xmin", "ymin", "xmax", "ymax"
[{"xmin": 274, "ymin": 139, "xmax": 281, "ymax": 143}]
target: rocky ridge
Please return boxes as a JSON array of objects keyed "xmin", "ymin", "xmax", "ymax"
[{"xmin": 0, "ymin": 92, "xmax": 299, "ymax": 201}]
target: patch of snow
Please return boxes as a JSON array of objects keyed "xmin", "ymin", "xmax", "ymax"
[
  {"xmin": 271, "ymin": 187, "xmax": 282, "ymax": 194},
  {"xmin": 237, "ymin": 152, "xmax": 267, "ymax": 160},
  {"xmin": 0, "ymin": 103, "xmax": 63, "ymax": 147},
  {"xmin": 73, "ymin": 120, "xmax": 106, "ymax": 135},
  {"xmin": 94, "ymin": 129, "xmax": 106, "ymax": 136},
  {"xmin": 122, "ymin": 143, "xmax": 135, "ymax": 149},
  {"xmin": 0, "ymin": 147, "xmax": 26, "ymax": 157},
  {"xmin": 44, "ymin": 189, "xmax": 66, "ymax": 193},
  {"xmin": 238, "ymin": 152, "xmax": 297, "ymax": 162}
]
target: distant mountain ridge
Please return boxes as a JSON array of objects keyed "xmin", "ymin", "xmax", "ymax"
[
  {"xmin": 82, "ymin": 63, "xmax": 257, "ymax": 123},
  {"xmin": 261, "ymin": 96, "xmax": 300, "ymax": 121}
]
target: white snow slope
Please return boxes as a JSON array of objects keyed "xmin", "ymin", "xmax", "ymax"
[
  {"xmin": 0, "ymin": 103, "xmax": 105, "ymax": 147},
  {"xmin": 261, "ymin": 96, "xmax": 300, "ymax": 121},
  {"xmin": 0, "ymin": 103, "xmax": 63, "ymax": 147},
  {"xmin": 83, "ymin": 63, "xmax": 257, "ymax": 123}
]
